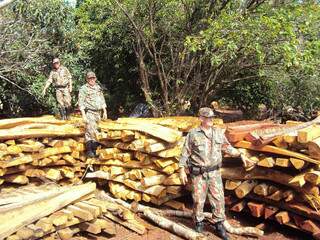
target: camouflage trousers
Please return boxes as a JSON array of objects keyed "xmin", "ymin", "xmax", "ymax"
[
  {"xmin": 191, "ymin": 169, "xmax": 225, "ymax": 223},
  {"xmin": 84, "ymin": 110, "xmax": 101, "ymax": 142},
  {"xmin": 56, "ymin": 88, "xmax": 71, "ymax": 108}
]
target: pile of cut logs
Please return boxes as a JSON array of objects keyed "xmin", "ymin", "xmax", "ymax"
[
  {"xmin": 0, "ymin": 116, "xmax": 210, "ymax": 240},
  {"xmin": 223, "ymin": 117, "xmax": 320, "ymax": 239},
  {"xmin": 1, "ymin": 182, "xmax": 158, "ymax": 240},
  {"xmin": 4, "ymin": 115, "xmax": 320, "ymax": 239}
]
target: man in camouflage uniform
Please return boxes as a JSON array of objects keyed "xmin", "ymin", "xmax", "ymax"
[
  {"xmin": 179, "ymin": 107, "xmax": 246, "ymax": 240},
  {"xmin": 42, "ymin": 58, "xmax": 73, "ymax": 120},
  {"xmin": 78, "ymin": 71, "xmax": 107, "ymax": 157}
]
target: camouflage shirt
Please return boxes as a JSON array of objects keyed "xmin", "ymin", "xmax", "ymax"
[
  {"xmin": 179, "ymin": 126, "xmax": 239, "ymax": 168},
  {"xmin": 78, "ymin": 83, "xmax": 107, "ymax": 111},
  {"xmin": 47, "ymin": 66, "xmax": 72, "ymax": 87}
]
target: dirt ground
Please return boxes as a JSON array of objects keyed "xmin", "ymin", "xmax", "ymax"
[
  {"xmin": 100, "ymin": 212, "xmax": 310, "ymax": 240},
  {"xmin": 77, "ymin": 206, "xmax": 312, "ymax": 240}
]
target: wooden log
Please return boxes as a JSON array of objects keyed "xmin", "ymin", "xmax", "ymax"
[
  {"xmin": 290, "ymin": 158, "xmax": 306, "ymax": 170},
  {"xmin": 247, "ymin": 202, "xmax": 265, "ymax": 218},
  {"xmin": 33, "ymin": 146, "xmax": 72, "ymax": 160},
  {"xmin": 289, "ymin": 173, "xmax": 307, "ymax": 187},
  {"xmin": 164, "ymin": 200, "xmax": 185, "ymax": 210},
  {"xmin": 267, "ymin": 190, "xmax": 283, "ymax": 201},
  {"xmin": 103, "ymin": 212, "xmax": 146, "ymax": 235},
  {"xmin": 234, "ymin": 140, "xmax": 320, "ymax": 164},
  {"xmin": 16, "ymin": 227, "xmax": 34, "ymax": 240},
  {"xmin": 35, "ymin": 218, "xmax": 54, "ymax": 233},
  {"xmin": 253, "ymin": 183, "xmax": 269, "ymax": 196},
  {"xmin": 27, "ymin": 224, "xmax": 44, "ymax": 239},
  {"xmin": 141, "ymin": 175, "xmax": 166, "ymax": 187},
  {"xmin": 272, "ymin": 136, "xmax": 288, "ymax": 148},
  {"xmin": 0, "ymin": 155, "xmax": 33, "ymax": 168},
  {"xmin": 225, "ymin": 180, "xmax": 242, "ymax": 191},
  {"xmin": 163, "ymin": 173, "xmax": 182, "ymax": 185},
  {"xmin": 166, "ymin": 186, "xmax": 182, "ymax": 195},
  {"xmin": 79, "ymin": 222, "xmax": 102, "ymax": 234},
  {"xmin": 275, "ymin": 211, "xmax": 290, "ymax": 224},
  {"xmin": 275, "ymin": 158, "xmax": 291, "ymax": 167},
  {"xmin": 160, "ymin": 208, "xmax": 264, "ymax": 237},
  {"xmin": 264, "ymin": 206, "xmax": 278, "ymax": 219},
  {"xmin": 5, "ymin": 174, "xmax": 29, "ymax": 185},
  {"xmin": 0, "ymin": 183, "xmax": 96, "ymax": 239},
  {"xmin": 67, "ymin": 205, "xmax": 94, "ymax": 221},
  {"xmin": 246, "ymin": 116, "xmax": 320, "ymax": 145},
  {"xmin": 44, "ymin": 169, "xmax": 62, "ymax": 181},
  {"xmin": 305, "ymin": 170, "xmax": 320, "ymax": 185},
  {"xmin": 100, "ymin": 192, "xmax": 206, "ymax": 239},
  {"xmin": 283, "ymin": 190, "xmax": 295, "ymax": 202},
  {"xmin": 308, "ymin": 137, "xmax": 320, "ymax": 160},
  {"xmin": 230, "ymin": 201, "xmax": 247, "ymax": 212},
  {"xmin": 57, "ymin": 227, "xmax": 79, "ymax": 240},
  {"xmin": 298, "ymin": 125, "xmax": 320, "ymax": 144},
  {"xmin": 221, "ymin": 167, "xmax": 319, "ymax": 196},
  {"xmin": 99, "ymin": 121, "xmax": 182, "ymax": 143},
  {"xmin": 235, "ymin": 180, "xmax": 258, "ymax": 199},
  {"xmin": 0, "ymin": 126, "xmax": 83, "ymax": 140},
  {"xmin": 74, "ymin": 202, "xmax": 102, "ymax": 218},
  {"xmin": 300, "ymin": 220, "xmax": 320, "ymax": 234},
  {"xmin": 94, "ymin": 218, "xmax": 116, "ymax": 235},
  {"xmin": 257, "ymin": 157, "xmax": 275, "ymax": 168},
  {"xmin": 284, "ymin": 133, "xmax": 297, "ymax": 144},
  {"xmin": 49, "ymin": 212, "xmax": 69, "ymax": 226}
]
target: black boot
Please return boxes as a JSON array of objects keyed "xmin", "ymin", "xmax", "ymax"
[
  {"xmin": 65, "ymin": 107, "xmax": 71, "ymax": 120},
  {"xmin": 86, "ymin": 141, "xmax": 97, "ymax": 158},
  {"xmin": 59, "ymin": 107, "xmax": 66, "ymax": 120},
  {"xmin": 195, "ymin": 221, "xmax": 204, "ymax": 233},
  {"xmin": 214, "ymin": 221, "xmax": 229, "ymax": 240}
]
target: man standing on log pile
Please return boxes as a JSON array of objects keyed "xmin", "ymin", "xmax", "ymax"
[
  {"xmin": 78, "ymin": 71, "xmax": 107, "ymax": 158},
  {"xmin": 42, "ymin": 58, "xmax": 73, "ymax": 120},
  {"xmin": 179, "ymin": 107, "xmax": 249, "ymax": 240}
]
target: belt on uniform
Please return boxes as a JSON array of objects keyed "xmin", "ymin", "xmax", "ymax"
[
  {"xmin": 54, "ymin": 84, "xmax": 68, "ymax": 88},
  {"xmin": 85, "ymin": 108, "xmax": 101, "ymax": 112},
  {"xmin": 189, "ymin": 165, "xmax": 219, "ymax": 175}
]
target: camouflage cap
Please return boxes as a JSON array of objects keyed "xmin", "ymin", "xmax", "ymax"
[
  {"xmin": 52, "ymin": 58, "xmax": 60, "ymax": 63},
  {"xmin": 86, "ymin": 71, "xmax": 96, "ymax": 79},
  {"xmin": 199, "ymin": 107, "xmax": 215, "ymax": 118}
]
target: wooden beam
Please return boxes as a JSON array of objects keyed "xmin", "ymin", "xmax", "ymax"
[
  {"xmin": 234, "ymin": 141, "xmax": 320, "ymax": 164},
  {"xmin": 247, "ymin": 202, "xmax": 265, "ymax": 218},
  {"xmin": 264, "ymin": 206, "xmax": 278, "ymax": 219},
  {"xmin": 0, "ymin": 183, "xmax": 96, "ymax": 239},
  {"xmin": 235, "ymin": 180, "xmax": 257, "ymax": 199},
  {"xmin": 275, "ymin": 211, "xmax": 290, "ymax": 224}
]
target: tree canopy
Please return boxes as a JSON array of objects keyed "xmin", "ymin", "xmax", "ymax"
[{"xmin": 0, "ymin": 0, "xmax": 319, "ymax": 120}]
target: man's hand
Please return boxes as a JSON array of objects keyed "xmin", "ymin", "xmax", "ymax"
[
  {"xmin": 82, "ymin": 115, "xmax": 87, "ymax": 123},
  {"xmin": 240, "ymin": 153, "xmax": 255, "ymax": 171},
  {"xmin": 179, "ymin": 167, "xmax": 188, "ymax": 185},
  {"xmin": 102, "ymin": 109, "xmax": 108, "ymax": 120}
]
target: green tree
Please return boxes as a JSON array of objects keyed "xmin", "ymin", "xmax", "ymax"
[{"xmin": 0, "ymin": 0, "xmax": 85, "ymax": 117}]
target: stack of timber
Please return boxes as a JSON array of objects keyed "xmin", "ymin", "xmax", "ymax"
[
  {"xmin": 224, "ymin": 118, "xmax": 320, "ymax": 239},
  {"xmin": 0, "ymin": 116, "xmax": 189, "ymax": 206},
  {"xmin": 86, "ymin": 117, "xmax": 197, "ymax": 205},
  {"xmin": 1, "ymin": 182, "xmax": 156, "ymax": 240}
]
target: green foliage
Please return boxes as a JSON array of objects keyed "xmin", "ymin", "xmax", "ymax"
[
  {"xmin": 0, "ymin": 0, "xmax": 86, "ymax": 117},
  {"xmin": 1, "ymin": 0, "xmax": 319, "ymax": 120},
  {"xmin": 186, "ymin": 1, "xmax": 320, "ymax": 119}
]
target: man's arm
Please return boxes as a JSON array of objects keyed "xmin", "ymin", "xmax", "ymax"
[
  {"xmin": 65, "ymin": 67, "xmax": 72, "ymax": 93},
  {"xmin": 222, "ymin": 134, "xmax": 240, "ymax": 157},
  {"xmin": 222, "ymin": 133, "xmax": 255, "ymax": 170},
  {"xmin": 42, "ymin": 72, "xmax": 53, "ymax": 96},
  {"xmin": 179, "ymin": 134, "xmax": 191, "ymax": 185},
  {"xmin": 78, "ymin": 87, "xmax": 87, "ymax": 122}
]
